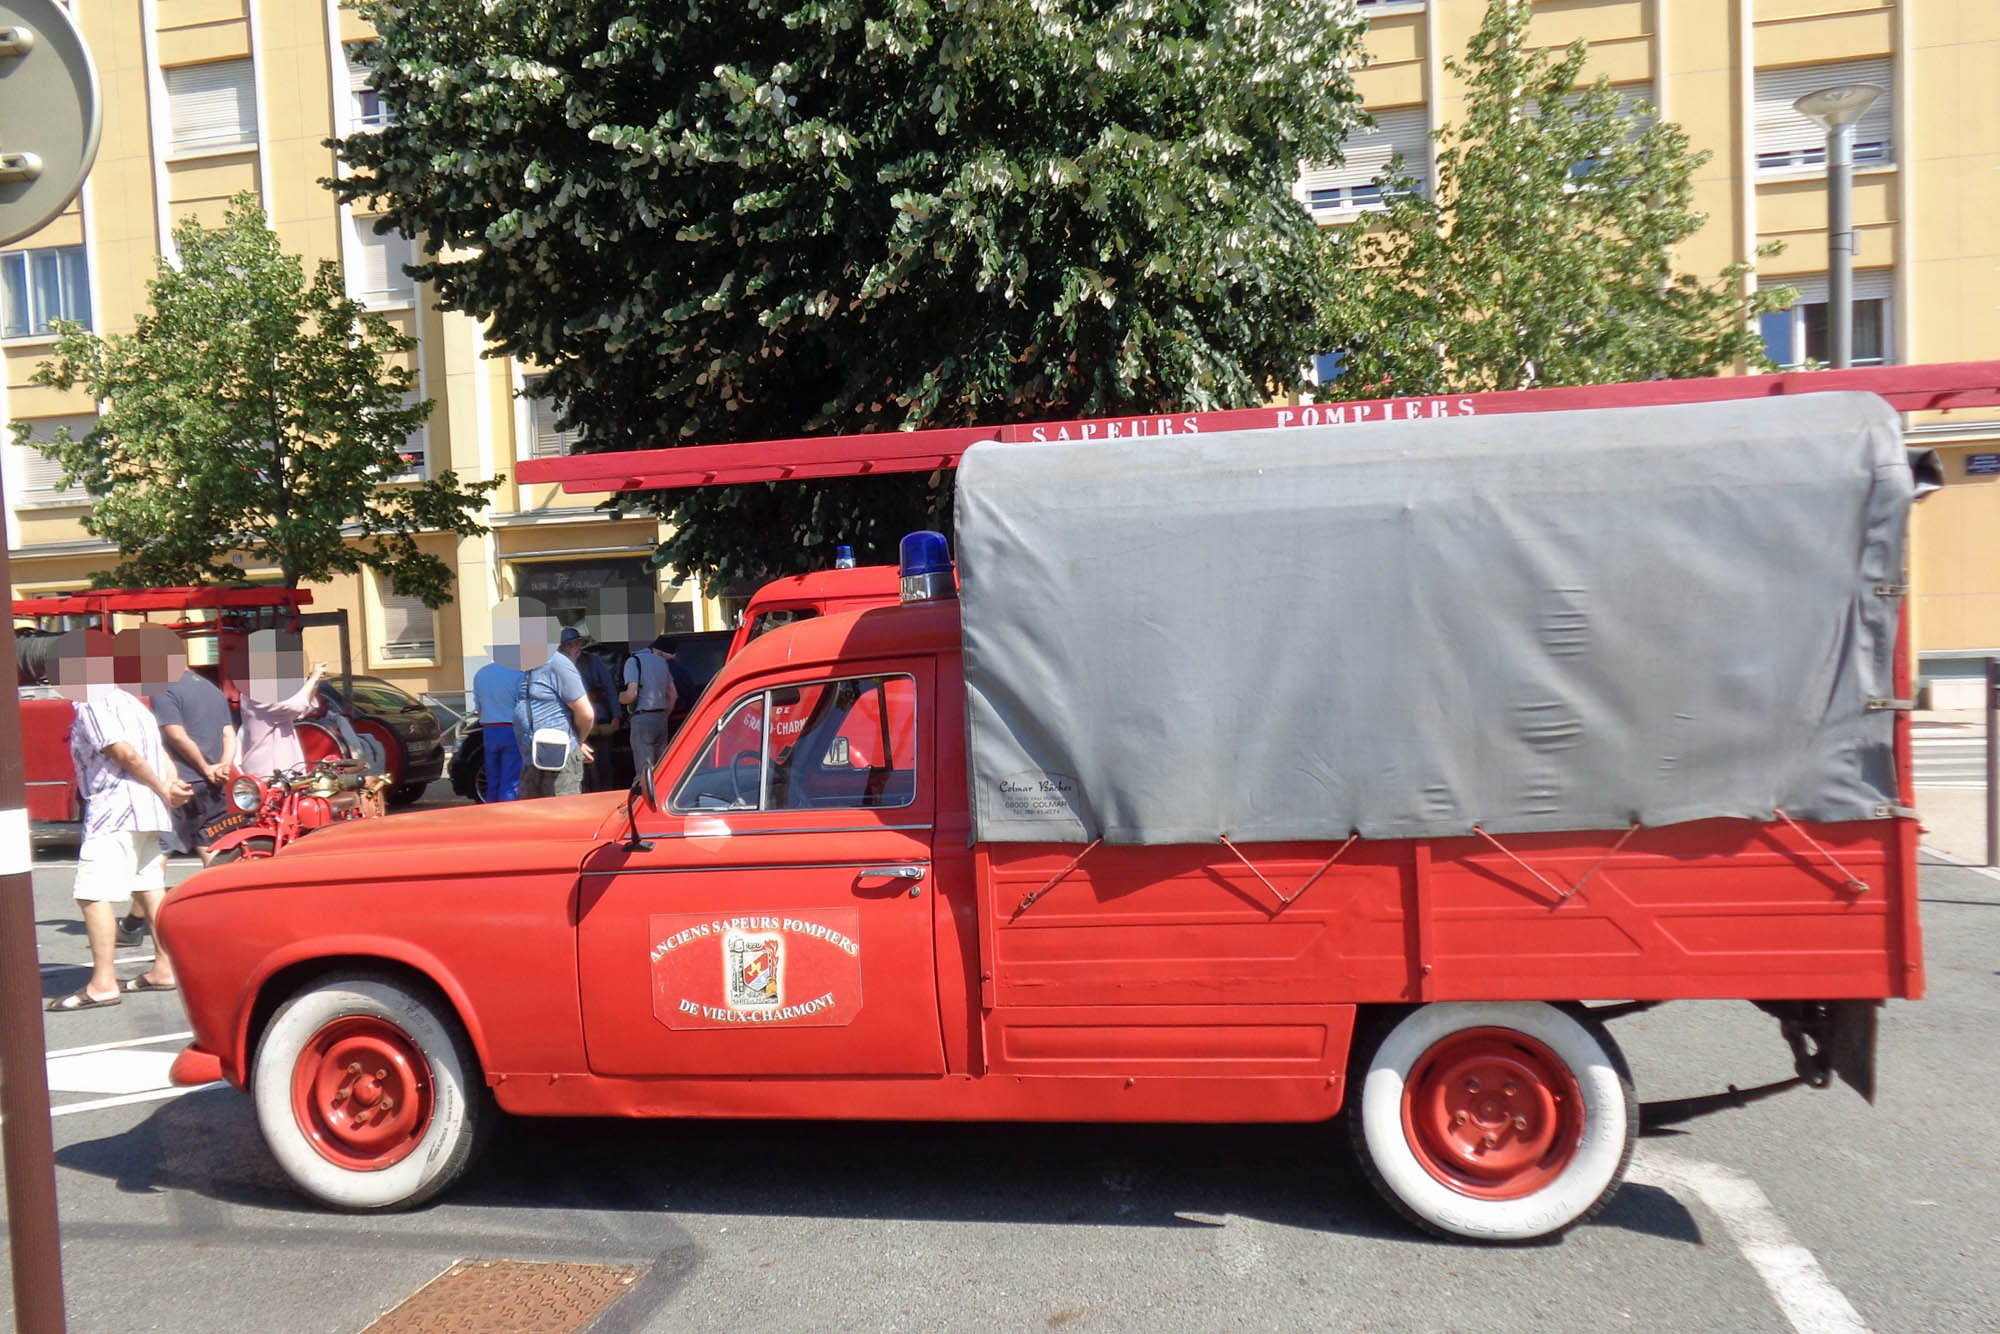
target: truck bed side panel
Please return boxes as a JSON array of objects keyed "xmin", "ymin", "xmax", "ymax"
[{"xmin": 977, "ymin": 816, "xmax": 1916, "ymax": 1075}]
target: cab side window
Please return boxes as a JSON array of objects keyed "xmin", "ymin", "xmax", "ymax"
[{"xmin": 671, "ymin": 674, "xmax": 917, "ymax": 812}]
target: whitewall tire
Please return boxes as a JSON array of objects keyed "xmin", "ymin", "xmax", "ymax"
[
  {"xmin": 1349, "ymin": 1002, "xmax": 1635, "ymax": 1242},
  {"xmin": 253, "ymin": 973, "xmax": 489, "ymax": 1211}
]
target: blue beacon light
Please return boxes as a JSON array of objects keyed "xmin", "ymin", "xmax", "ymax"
[{"xmin": 899, "ymin": 531, "xmax": 955, "ymax": 604}]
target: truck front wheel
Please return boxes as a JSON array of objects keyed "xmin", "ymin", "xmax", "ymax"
[
  {"xmin": 252, "ymin": 973, "xmax": 489, "ymax": 1211},
  {"xmin": 1349, "ymin": 1002, "xmax": 1634, "ymax": 1242}
]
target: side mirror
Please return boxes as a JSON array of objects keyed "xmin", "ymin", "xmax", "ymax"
[{"xmin": 622, "ymin": 765, "xmax": 658, "ymax": 852}]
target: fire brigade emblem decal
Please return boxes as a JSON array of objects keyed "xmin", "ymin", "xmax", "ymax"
[
  {"xmin": 649, "ymin": 910, "xmax": 862, "ymax": 1029},
  {"xmin": 726, "ymin": 931, "xmax": 782, "ymax": 1008}
]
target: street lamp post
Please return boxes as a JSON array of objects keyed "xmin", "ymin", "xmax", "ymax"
[{"xmin": 1793, "ymin": 83, "xmax": 1883, "ymax": 370}]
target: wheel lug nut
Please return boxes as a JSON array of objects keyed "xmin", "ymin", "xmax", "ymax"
[
  {"xmin": 347, "ymin": 1063, "xmax": 362, "ymax": 1075},
  {"xmin": 381, "ymin": 1097, "xmax": 394, "ymax": 1110},
  {"xmin": 1465, "ymin": 1078, "xmax": 1480, "ymax": 1093},
  {"xmin": 1503, "ymin": 1081, "xmax": 1518, "ymax": 1096},
  {"xmin": 1513, "ymin": 1115, "xmax": 1527, "ymax": 1130},
  {"xmin": 1481, "ymin": 1133, "xmax": 1497, "ymax": 1148},
  {"xmin": 1453, "ymin": 1110, "xmax": 1468, "ymax": 1126},
  {"xmin": 375, "ymin": 1069, "xmax": 388, "ymax": 1081}
]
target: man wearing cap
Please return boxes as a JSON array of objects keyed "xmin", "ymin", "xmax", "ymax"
[
  {"xmin": 513, "ymin": 625, "xmax": 595, "ymax": 798},
  {"xmin": 619, "ymin": 635, "xmax": 681, "ymax": 780}
]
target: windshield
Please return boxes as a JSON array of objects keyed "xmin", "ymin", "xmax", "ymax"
[{"xmin": 748, "ymin": 606, "xmax": 820, "ymax": 643}]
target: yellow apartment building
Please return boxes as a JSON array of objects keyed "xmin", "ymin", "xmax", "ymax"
[
  {"xmin": 1316, "ymin": 0, "xmax": 2000, "ymax": 704},
  {"xmin": 4, "ymin": 0, "xmax": 732, "ymax": 702},
  {"xmin": 6, "ymin": 0, "xmax": 1999, "ymax": 703}
]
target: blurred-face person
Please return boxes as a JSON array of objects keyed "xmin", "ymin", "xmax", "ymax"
[{"xmin": 46, "ymin": 627, "xmax": 193, "ymax": 1010}]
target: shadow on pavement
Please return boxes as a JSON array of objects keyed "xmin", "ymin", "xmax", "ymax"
[{"xmin": 54, "ymin": 1095, "xmax": 1700, "ymax": 1247}]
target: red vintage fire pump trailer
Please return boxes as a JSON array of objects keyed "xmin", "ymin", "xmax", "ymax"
[{"xmin": 157, "ymin": 364, "xmax": 1996, "ymax": 1241}]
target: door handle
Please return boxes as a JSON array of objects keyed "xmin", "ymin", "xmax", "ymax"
[{"xmin": 858, "ymin": 864, "xmax": 927, "ymax": 897}]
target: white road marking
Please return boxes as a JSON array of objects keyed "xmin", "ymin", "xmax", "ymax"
[
  {"xmin": 47, "ymin": 1050, "xmax": 182, "ymax": 1095},
  {"xmin": 1917, "ymin": 844, "xmax": 2000, "ymax": 883},
  {"xmin": 49, "ymin": 1083, "xmax": 224, "ymax": 1118},
  {"xmin": 1630, "ymin": 1153, "xmax": 1869, "ymax": 1334},
  {"xmin": 46, "ymin": 1030, "xmax": 193, "ymax": 1060}
]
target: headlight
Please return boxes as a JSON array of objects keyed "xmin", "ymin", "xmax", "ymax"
[{"xmin": 229, "ymin": 776, "xmax": 264, "ymax": 813}]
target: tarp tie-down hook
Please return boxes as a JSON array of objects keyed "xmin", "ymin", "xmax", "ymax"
[
  {"xmin": 1217, "ymin": 832, "xmax": 1361, "ymax": 911},
  {"xmin": 1014, "ymin": 838, "xmax": 1101, "ymax": 916},
  {"xmin": 1562, "ymin": 821, "xmax": 1644, "ymax": 901},
  {"xmin": 1472, "ymin": 824, "xmax": 1576, "ymax": 908},
  {"xmin": 1772, "ymin": 809, "xmax": 1871, "ymax": 895}
]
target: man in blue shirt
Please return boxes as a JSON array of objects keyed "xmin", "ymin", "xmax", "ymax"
[
  {"xmin": 514, "ymin": 626, "xmax": 594, "ymax": 798},
  {"xmin": 471, "ymin": 650, "xmax": 525, "ymax": 802}
]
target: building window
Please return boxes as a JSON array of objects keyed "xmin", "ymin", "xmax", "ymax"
[
  {"xmin": 1754, "ymin": 59, "xmax": 1893, "ymax": 173},
  {"xmin": 1299, "ymin": 106, "xmax": 1429, "ymax": 217},
  {"xmin": 376, "ymin": 581, "xmax": 437, "ymax": 661},
  {"xmin": 11, "ymin": 415, "xmax": 96, "ymax": 504},
  {"xmin": 523, "ymin": 375, "xmax": 584, "ymax": 458},
  {"xmin": 164, "ymin": 60, "xmax": 258, "ymax": 155},
  {"xmin": 1546, "ymin": 83, "xmax": 1655, "ymax": 181},
  {"xmin": 349, "ymin": 218, "xmax": 414, "ymax": 305},
  {"xmin": 1758, "ymin": 272, "xmax": 1893, "ymax": 369},
  {"xmin": 388, "ymin": 391, "xmax": 428, "ymax": 478},
  {"xmin": 1, "ymin": 246, "xmax": 91, "ymax": 338},
  {"xmin": 344, "ymin": 44, "xmax": 392, "ymax": 131}
]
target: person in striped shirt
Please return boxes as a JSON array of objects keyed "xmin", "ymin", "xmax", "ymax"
[{"xmin": 46, "ymin": 627, "xmax": 193, "ymax": 1012}]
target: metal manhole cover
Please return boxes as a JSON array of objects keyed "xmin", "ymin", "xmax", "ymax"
[{"xmin": 363, "ymin": 1259, "xmax": 645, "ymax": 1333}]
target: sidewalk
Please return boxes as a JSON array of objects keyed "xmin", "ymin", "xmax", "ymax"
[{"xmin": 1912, "ymin": 707, "xmax": 1994, "ymax": 868}]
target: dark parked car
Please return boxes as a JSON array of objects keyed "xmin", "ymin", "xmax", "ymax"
[
  {"xmin": 449, "ymin": 632, "xmax": 731, "ymax": 803},
  {"xmin": 316, "ymin": 673, "xmax": 446, "ymax": 806}
]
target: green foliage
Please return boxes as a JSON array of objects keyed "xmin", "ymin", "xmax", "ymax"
[
  {"xmin": 331, "ymin": 0, "xmax": 1368, "ymax": 589},
  {"xmin": 13, "ymin": 195, "xmax": 498, "ymax": 606},
  {"xmin": 1318, "ymin": 0, "xmax": 1788, "ymax": 399}
]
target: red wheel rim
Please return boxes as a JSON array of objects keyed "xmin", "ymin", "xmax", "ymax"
[
  {"xmin": 290, "ymin": 1016, "xmax": 435, "ymax": 1171},
  {"xmin": 1400, "ymin": 1026, "xmax": 1585, "ymax": 1200}
]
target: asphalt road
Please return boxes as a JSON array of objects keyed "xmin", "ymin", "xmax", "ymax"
[{"xmin": 5, "ymin": 844, "xmax": 1997, "ymax": 1333}]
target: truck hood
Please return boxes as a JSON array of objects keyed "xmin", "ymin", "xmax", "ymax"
[{"xmin": 173, "ymin": 792, "xmax": 627, "ymax": 896}]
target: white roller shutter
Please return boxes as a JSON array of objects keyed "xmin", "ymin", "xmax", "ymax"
[
  {"xmin": 395, "ymin": 391, "xmax": 428, "ymax": 475},
  {"xmin": 350, "ymin": 220, "xmax": 414, "ymax": 303},
  {"xmin": 164, "ymin": 60, "xmax": 257, "ymax": 154},
  {"xmin": 1755, "ymin": 59, "xmax": 1893, "ymax": 170},
  {"xmin": 525, "ymin": 376, "xmax": 583, "ymax": 458},
  {"xmin": 1297, "ymin": 106, "xmax": 1429, "ymax": 214},
  {"xmin": 378, "ymin": 583, "xmax": 436, "ymax": 661},
  {"xmin": 14, "ymin": 415, "xmax": 95, "ymax": 500},
  {"xmin": 1776, "ymin": 271, "xmax": 1894, "ymax": 306}
]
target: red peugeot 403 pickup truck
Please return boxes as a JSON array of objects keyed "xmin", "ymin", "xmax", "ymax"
[{"xmin": 160, "ymin": 392, "xmax": 1928, "ymax": 1241}]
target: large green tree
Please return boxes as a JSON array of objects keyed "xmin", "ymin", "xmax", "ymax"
[
  {"xmin": 15, "ymin": 196, "xmax": 498, "ymax": 606},
  {"xmin": 1318, "ymin": 0, "xmax": 1783, "ymax": 398},
  {"xmin": 332, "ymin": 0, "xmax": 1368, "ymax": 588}
]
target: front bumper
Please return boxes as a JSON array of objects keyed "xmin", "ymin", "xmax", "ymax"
[{"xmin": 170, "ymin": 1044, "xmax": 230, "ymax": 1088}]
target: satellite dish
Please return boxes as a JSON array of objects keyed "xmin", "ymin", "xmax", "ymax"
[{"xmin": 0, "ymin": 0, "xmax": 102, "ymax": 246}]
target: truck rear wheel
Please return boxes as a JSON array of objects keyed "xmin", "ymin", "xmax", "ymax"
[
  {"xmin": 1349, "ymin": 1002, "xmax": 1634, "ymax": 1242},
  {"xmin": 252, "ymin": 973, "xmax": 489, "ymax": 1211}
]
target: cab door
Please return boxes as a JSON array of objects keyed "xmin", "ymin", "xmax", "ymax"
[{"xmin": 575, "ymin": 662, "xmax": 945, "ymax": 1077}]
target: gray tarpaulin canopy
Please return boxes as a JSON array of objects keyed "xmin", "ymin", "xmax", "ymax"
[{"xmin": 955, "ymin": 392, "xmax": 1923, "ymax": 845}]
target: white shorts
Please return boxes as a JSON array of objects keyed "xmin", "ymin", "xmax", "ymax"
[{"xmin": 73, "ymin": 829, "xmax": 167, "ymax": 902}]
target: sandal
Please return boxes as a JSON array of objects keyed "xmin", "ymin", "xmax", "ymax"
[
  {"xmin": 47, "ymin": 987, "xmax": 122, "ymax": 1012},
  {"xmin": 121, "ymin": 973, "xmax": 178, "ymax": 994}
]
